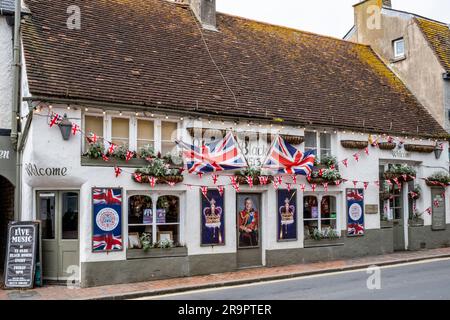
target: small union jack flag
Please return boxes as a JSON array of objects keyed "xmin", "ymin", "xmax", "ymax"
[
  {"xmin": 92, "ymin": 188, "xmax": 122, "ymax": 205},
  {"xmin": 93, "ymin": 234, "xmax": 122, "ymax": 251}
]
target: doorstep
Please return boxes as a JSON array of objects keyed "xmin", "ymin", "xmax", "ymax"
[{"xmin": 2, "ymin": 247, "xmax": 450, "ymax": 300}]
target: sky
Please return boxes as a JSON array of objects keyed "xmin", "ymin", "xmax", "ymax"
[{"xmin": 216, "ymin": 0, "xmax": 450, "ymax": 38}]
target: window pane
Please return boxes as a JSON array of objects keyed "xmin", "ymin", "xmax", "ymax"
[
  {"xmin": 304, "ymin": 196, "xmax": 319, "ymax": 220},
  {"xmin": 137, "ymin": 120, "xmax": 154, "ymax": 141},
  {"xmin": 62, "ymin": 192, "xmax": 79, "ymax": 240},
  {"xmin": 304, "ymin": 221, "xmax": 318, "ymax": 240},
  {"xmin": 304, "ymin": 132, "xmax": 317, "ymax": 150},
  {"xmin": 394, "ymin": 39, "xmax": 404, "ymax": 57},
  {"xmin": 320, "ymin": 133, "xmax": 331, "ymax": 150},
  {"xmin": 128, "ymin": 195, "xmax": 153, "ymax": 225},
  {"xmin": 156, "ymin": 196, "xmax": 180, "ymax": 244},
  {"xmin": 321, "ymin": 219, "xmax": 337, "ymax": 231},
  {"xmin": 39, "ymin": 193, "xmax": 55, "ymax": 240},
  {"xmin": 161, "ymin": 122, "xmax": 177, "ymax": 141},
  {"xmin": 85, "ymin": 115, "xmax": 103, "ymax": 138},
  {"xmin": 112, "ymin": 118, "xmax": 129, "ymax": 146},
  {"xmin": 321, "ymin": 196, "xmax": 336, "ymax": 219}
]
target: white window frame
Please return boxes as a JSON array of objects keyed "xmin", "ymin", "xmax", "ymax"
[
  {"xmin": 304, "ymin": 131, "xmax": 332, "ymax": 160},
  {"xmin": 82, "ymin": 113, "xmax": 108, "ymax": 152},
  {"xmin": 303, "ymin": 193, "xmax": 340, "ymax": 236},
  {"xmin": 393, "ymin": 38, "xmax": 405, "ymax": 59}
]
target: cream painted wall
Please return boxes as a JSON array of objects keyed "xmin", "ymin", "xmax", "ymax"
[
  {"xmin": 0, "ymin": 17, "xmax": 12, "ymax": 130},
  {"xmin": 20, "ymin": 105, "xmax": 450, "ymax": 266}
]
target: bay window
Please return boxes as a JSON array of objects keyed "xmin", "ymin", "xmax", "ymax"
[{"xmin": 303, "ymin": 194, "xmax": 338, "ymax": 240}]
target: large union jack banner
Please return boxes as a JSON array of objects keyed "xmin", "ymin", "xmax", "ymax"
[
  {"xmin": 262, "ymin": 135, "xmax": 315, "ymax": 175},
  {"xmin": 92, "ymin": 188, "xmax": 123, "ymax": 252},
  {"xmin": 177, "ymin": 132, "xmax": 247, "ymax": 174}
]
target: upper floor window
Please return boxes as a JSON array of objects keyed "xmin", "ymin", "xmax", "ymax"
[
  {"xmin": 84, "ymin": 115, "xmax": 104, "ymax": 151},
  {"xmin": 393, "ymin": 38, "xmax": 405, "ymax": 59},
  {"xmin": 305, "ymin": 131, "xmax": 332, "ymax": 159},
  {"xmin": 111, "ymin": 118, "xmax": 130, "ymax": 147},
  {"xmin": 137, "ymin": 119, "xmax": 154, "ymax": 149},
  {"xmin": 161, "ymin": 121, "xmax": 178, "ymax": 155}
]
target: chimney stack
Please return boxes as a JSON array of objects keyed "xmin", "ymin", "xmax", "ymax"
[{"xmin": 190, "ymin": 0, "xmax": 217, "ymax": 31}]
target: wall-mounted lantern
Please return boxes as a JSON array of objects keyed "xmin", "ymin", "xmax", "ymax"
[
  {"xmin": 434, "ymin": 142, "xmax": 443, "ymax": 159},
  {"xmin": 59, "ymin": 114, "xmax": 72, "ymax": 141}
]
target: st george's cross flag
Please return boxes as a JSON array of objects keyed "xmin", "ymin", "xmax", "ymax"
[
  {"xmin": 176, "ymin": 132, "xmax": 247, "ymax": 174},
  {"xmin": 262, "ymin": 135, "xmax": 315, "ymax": 175}
]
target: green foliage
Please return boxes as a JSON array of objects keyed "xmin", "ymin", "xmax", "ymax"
[
  {"xmin": 140, "ymin": 233, "xmax": 152, "ymax": 252},
  {"xmin": 319, "ymin": 155, "xmax": 338, "ymax": 168},
  {"xmin": 321, "ymin": 168, "xmax": 342, "ymax": 182},
  {"xmin": 112, "ymin": 144, "xmax": 131, "ymax": 160},
  {"xmin": 311, "ymin": 228, "xmax": 340, "ymax": 241},
  {"xmin": 386, "ymin": 164, "xmax": 416, "ymax": 176},
  {"xmin": 84, "ymin": 142, "xmax": 105, "ymax": 159},
  {"xmin": 137, "ymin": 158, "xmax": 180, "ymax": 177},
  {"xmin": 163, "ymin": 152, "xmax": 183, "ymax": 166},
  {"xmin": 139, "ymin": 144, "xmax": 156, "ymax": 159},
  {"xmin": 239, "ymin": 166, "xmax": 262, "ymax": 177},
  {"xmin": 428, "ymin": 171, "xmax": 450, "ymax": 184}
]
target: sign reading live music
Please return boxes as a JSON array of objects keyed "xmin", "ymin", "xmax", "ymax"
[
  {"xmin": 92, "ymin": 188, "xmax": 123, "ymax": 252},
  {"xmin": 346, "ymin": 189, "xmax": 365, "ymax": 237},
  {"xmin": 4, "ymin": 222, "xmax": 39, "ymax": 289}
]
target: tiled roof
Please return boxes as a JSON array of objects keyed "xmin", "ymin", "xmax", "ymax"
[
  {"xmin": 21, "ymin": 0, "xmax": 446, "ymax": 137},
  {"xmin": 416, "ymin": 17, "xmax": 450, "ymax": 73}
]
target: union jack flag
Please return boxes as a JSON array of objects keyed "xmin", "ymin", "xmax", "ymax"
[
  {"xmin": 347, "ymin": 189, "xmax": 364, "ymax": 201},
  {"xmin": 262, "ymin": 135, "xmax": 315, "ymax": 175},
  {"xmin": 93, "ymin": 233, "xmax": 122, "ymax": 251},
  {"xmin": 348, "ymin": 223, "xmax": 365, "ymax": 236},
  {"xmin": 92, "ymin": 188, "xmax": 122, "ymax": 205},
  {"xmin": 176, "ymin": 132, "xmax": 247, "ymax": 174}
]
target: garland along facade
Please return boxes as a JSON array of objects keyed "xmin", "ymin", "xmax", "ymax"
[{"xmin": 16, "ymin": 0, "xmax": 450, "ymax": 287}]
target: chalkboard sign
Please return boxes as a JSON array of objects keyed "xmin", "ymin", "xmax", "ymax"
[{"xmin": 4, "ymin": 222, "xmax": 39, "ymax": 289}]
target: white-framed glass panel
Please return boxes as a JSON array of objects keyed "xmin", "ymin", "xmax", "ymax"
[
  {"xmin": 320, "ymin": 133, "xmax": 331, "ymax": 158},
  {"xmin": 137, "ymin": 119, "xmax": 155, "ymax": 150},
  {"xmin": 393, "ymin": 38, "xmax": 405, "ymax": 58},
  {"xmin": 304, "ymin": 132, "xmax": 317, "ymax": 153},
  {"xmin": 156, "ymin": 195, "xmax": 180, "ymax": 245},
  {"xmin": 84, "ymin": 115, "xmax": 104, "ymax": 151},
  {"xmin": 128, "ymin": 195, "xmax": 153, "ymax": 247},
  {"xmin": 320, "ymin": 196, "xmax": 337, "ymax": 232},
  {"xmin": 111, "ymin": 117, "xmax": 130, "ymax": 147},
  {"xmin": 303, "ymin": 195, "xmax": 319, "ymax": 240},
  {"xmin": 161, "ymin": 121, "xmax": 178, "ymax": 155}
]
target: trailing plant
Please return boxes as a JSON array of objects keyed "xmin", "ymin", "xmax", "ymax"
[
  {"xmin": 311, "ymin": 228, "xmax": 340, "ymax": 241},
  {"xmin": 154, "ymin": 238, "xmax": 175, "ymax": 249},
  {"xmin": 140, "ymin": 233, "xmax": 153, "ymax": 252},
  {"xmin": 136, "ymin": 158, "xmax": 180, "ymax": 177},
  {"xmin": 139, "ymin": 144, "xmax": 156, "ymax": 159},
  {"xmin": 84, "ymin": 142, "xmax": 105, "ymax": 159},
  {"xmin": 409, "ymin": 185, "xmax": 421, "ymax": 200},
  {"xmin": 163, "ymin": 152, "xmax": 183, "ymax": 166},
  {"xmin": 112, "ymin": 144, "xmax": 132, "ymax": 160},
  {"xmin": 238, "ymin": 166, "xmax": 262, "ymax": 178},
  {"xmin": 319, "ymin": 155, "xmax": 338, "ymax": 168},
  {"xmin": 427, "ymin": 171, "xmax": 450, "ymax": 184},
  {"xmin": 385, "ymin": 164, "xmax": 416, "ymax": 176},
  {"xmin": 321, "ymin": 168, "xmax": 342, "ymax": 182}
]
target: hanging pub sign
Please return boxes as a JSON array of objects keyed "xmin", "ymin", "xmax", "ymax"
[
  {"xmin": 92, "ymin": 188, "xmax": 123, "ymax": 252},
  {"xmin": 201, "ymin": 189, "xmax": 225, "ymax": 246},
  {"xmin": 277, "ymin": 189, "xmax": 297, "ymax": 241},
  {"xmin": 346, "ymin": 188, "xmax": 365, "ymax": 237},
  {"xmin": 4, "ymin": 222, "xmax": 39, "ymax": 289}
]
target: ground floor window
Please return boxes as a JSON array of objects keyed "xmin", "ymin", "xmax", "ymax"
[
  {"xmin": 128, "ymin": 194, "xmax": 180, "ymax": 249},
  {"xmin": 303, "ymin": 195, "xmax": 338, "ymax": 240}
]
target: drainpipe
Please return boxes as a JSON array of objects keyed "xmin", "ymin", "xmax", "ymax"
[{"xmin": 12, "ymin": 0, "xmax": 22, "ymax": 221}]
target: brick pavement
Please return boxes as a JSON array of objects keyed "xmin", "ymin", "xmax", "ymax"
[{"xmin": 2, "ymin": 247, "xmax": 450, "ymax": 300}]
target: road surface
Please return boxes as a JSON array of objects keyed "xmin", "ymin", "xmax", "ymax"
[{"xmin": 143, "ymin": 258, "xmax": 450, "ymax": 300}]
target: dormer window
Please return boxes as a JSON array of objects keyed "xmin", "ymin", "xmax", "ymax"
[{"xmin": 393, "ymin": 38, "xmax": 405, "ymax": 59}]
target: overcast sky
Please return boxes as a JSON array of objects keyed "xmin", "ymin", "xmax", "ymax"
[{"xmin": 216, "ymin": 0, "xmax": 450, "ymax": 38}]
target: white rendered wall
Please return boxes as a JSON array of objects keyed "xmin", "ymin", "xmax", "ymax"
[{"xmin": 0, "ymin": 17, "xmax": 12, "ymax": 129}]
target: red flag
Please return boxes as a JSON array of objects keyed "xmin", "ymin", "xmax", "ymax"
[
  {"xmin": 102, "ymin": 154, "xmax": 109, "ymax": 162},
  {"xmin": 292, "ymin": 175, "xmax": 297, "ymax": 184},
  {"xmin": 353, "ymin": 153, "xmax": 360, "ymax": 162},
  {"xmin": 167, "ymin": 181, "xmax": 176, "ymax": 187},
  {"xmin": 286, "ymin": 183, "xmax": 292, "ymax": 192},
  {"xmin": 49, "ymin": 114, "xmax": 60, "ymax": 127},
  {"xmin": 335, "ymin": 180, "xmax": 341, "ymax": 186},
  {"xmin": 149, "ymin": 176, "xmax": 157, "ymax": 188},
  {"xmin": 353, "ymin": 181, "xmax": 358, "ymax": 188},
  {"xmin": 276, "ymin": 176, "xmax": 283, "ymax": 185},
  {"xmin": 258, "ymin": 176, "xmax": 269, "ymax": 185},
  {"xmin": 201, "ymin": 186, "xmax": 208, "ymax": 198},
  {"xmin": 230, "ymin": 176, "xmax": 237, "ymax": 185},
  {"xmin": 71, "ymin": 123, "xmax": 78, "ymax": 135},
  {"xmin": 323, "ymin": 182, "xmax": 328, "ymax": 192},
  {"xmin": 364, "ymin": 182, "xmax": 369, "ymax": 190},
  {"xmin": 300, "ymin": 184, "xmax": 306, "ymax": 192},
  {"xmin": 108, "ymin": 143, "xmax": 116, "ymax": 155},
  {"xmin": 364, "ymin": 147, "xmax": 369, "ymax": 155},
  {"xmin": 393, "ymin": 178, "xmax": 401, "ymax": 188},
  {"xmin": 311, "ymin": 184, "xmax": 317, "ymax": 192},
  {"xmin": 217, "ymin": 185, "xmax": 224, "ymax": 197},
  {"xmin": 212, "ymin": 174, "xmax": 218, "ymax": 185},
  {"xmin": 402, "ymin": 174, "xmax": 408, "ymax": 181},
  {"xmin": 272, "ymin": 180, "xmax": 280, "ymax": 190},
  {"xmin": 342, "ymin": 159, "xmax": 349, "ymax": 167},
  {"xmin": 89, "ymin": 133, "xmax": 98, "ymax": 144},
  {"xmin": 232, "ymin": 183, "xmax": 240, "ymax": 193},
  {"xmin": 318, "ymin": 169, "xmax": 324, "ymax": 177},
  {"xmin": 125, "ymin": 150, "xmax": 134, "ymax": 162},
  {"xmin": 133, "ymin": 173, "xmax": 142, "ymax": 183},
  {"xmin": 114, "ymin": 166, "xmax": 122, "ymax": 178},
  {"xmin": 198, "ymin": 172, "xmax": 203, "ymax": 179},
  {"xmin": 426, "ymin": 207, "xmax": 432, "ymax": 215},
  {"xmin": 247, "ymin": 176, "xmax": 254, "ymax": 188}
]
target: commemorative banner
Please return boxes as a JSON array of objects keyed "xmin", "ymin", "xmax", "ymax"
[
  {"xmin": 92, "ymin": 188, "xmax": 123, "ymax": 252},
  {"xmin": 201, "ymin": 189, "xmax": 225, "ymax": 246},
  {"xmin": 277, "ymin": 189, "xmax": 297, "ymax": 241},
  {"xmin": 346, "ymin": 188, "xmax": 365, "ymax": 236}
]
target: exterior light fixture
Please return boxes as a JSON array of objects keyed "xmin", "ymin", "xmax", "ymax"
[
  {"xmin": 59, "ymin": 114, "xmax": 72, "ymax": 141},
  {"xmin": 434, "ymin": 142, "xmax": 443, "ymax": 159}
]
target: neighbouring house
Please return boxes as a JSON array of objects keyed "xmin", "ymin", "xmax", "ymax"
[
  {"xmin": 345, "ymin": 0, "xmax": 450, "ymax": 133},
  {"xmin": 8, "ymin": 0, "xmax": 450, "ymax": 287}
]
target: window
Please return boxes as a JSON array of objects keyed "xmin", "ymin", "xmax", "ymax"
[
  {"xmin": 137, "ymin": 119, "xmax": 154, "ymax": 149},
  {"xmin": 111, "ymin": 118, "xmax": 130, "ymax": 147},
  {"xmin": 161, "ymin": 121, "xmax": 178, "ymax": 155},
  {"xmin": 393, "ymin": 38, "xmax": 405, "ymax": 58},
  {"xmin": 303, "ymin": 195, "xmax": 337, "ymax": 240},
  {"xmin": 84, "ymin": 115, "xmax": 103, "ymax": 151},
  {"xmin": 305, "ymin": 131, "xmax": 332, "ymax": 159},
  {"xmin": 128, "ymin": 194, "xmax": 180, "ymax": 248}
]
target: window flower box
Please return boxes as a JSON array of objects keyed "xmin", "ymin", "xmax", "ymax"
[
  {"xmin": 409, "ymin": 219, "xmax": 424, "ymax": 228},
  {"xmin": 378, "ymin": 142, "xmax": 397, "ymax": 150},
  {"xmin": 404, "ymin": 144, "xmax": 435, "ymax": 153},
  {"xmin": 133, "ymin": 174, "xmax": 184, "ymax": 184},
  {"xmin": 127, "ymin": 246, "xmax": 188, "ymax": 260},
  {"xmin": 235, "ymin": 175, "xmax": 274, "ymax": 186},
  {"xmin": 81, "ymin": 156, "xmax": 148, "ymax": 168},
  {"xmin": 340, "ymin": 140, "xmax": 368, "ymax": 149},
  {"xmin": 425, "ymin": 172, "xmax": 450, "ymax": 187}
]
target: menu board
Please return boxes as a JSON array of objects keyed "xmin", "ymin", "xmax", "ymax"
[
  {"xmin": 4, "ymin": 222, "xmax": 39, "ymax": 289},
  {"xmin": 431, "ymin": 190, "xmax": 446, "ymax": 231}
]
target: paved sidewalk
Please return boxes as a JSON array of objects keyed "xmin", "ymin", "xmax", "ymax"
[{"xmin": 2, "ymin": 247, "xmax": 450, "ymax": 300}]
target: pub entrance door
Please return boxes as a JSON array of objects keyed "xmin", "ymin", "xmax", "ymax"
[
  {"xmin": 236, "ymin": 193, "xmax": 262, "ymax": 268},
  {"xmin": 38, "ymin": 191, "xmax": 79, "ymax": 281},
  {"xmin": 0, "ymin": 175, "xmax": 14, "ymax": 276}
]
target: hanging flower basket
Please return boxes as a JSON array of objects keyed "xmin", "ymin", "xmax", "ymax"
[
  {"xmin": 133, "ymin": 174, "xmax": 184, "ymax": 184},
  {"xmin": 281, "ymin": 135, "xmax": 305, "ymax": 145},
  {"xmin": 404, "ymin": 144, "xmax": 435, "ymax": 153},
  {"xmin": 378, "ymin": 142, "xmax": 397, "ymax": 150},
  {"xmin": 340, "ymin": 140, "xmax": 368, "ymax": 149},
  {"xmin": 236, "ymin": 175, "xmax": 274, "ymax": 185},
  {"xmin": 383, "ymin": 172, "xmax": 415, "ymax": 182},
  {"xmin": 425, "ymin": 172, "xmax": 450, "ymax": 187}
]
